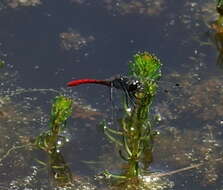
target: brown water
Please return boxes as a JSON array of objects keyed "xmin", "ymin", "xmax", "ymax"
[{"xmin": 0, "ymin": 0, "xmax": 223, "ymax": 189}]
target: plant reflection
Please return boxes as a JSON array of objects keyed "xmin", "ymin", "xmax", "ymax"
[
  {"xmin": 48, "ymin": 151, "xmax": 73, "ymax": 188},
  {"xmin": 210, "ymin": 0, "xmax": 223, "ymax": 66}
]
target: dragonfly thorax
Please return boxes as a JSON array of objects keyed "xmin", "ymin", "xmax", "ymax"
[{"xmin": 111, "ymin": 76, "xmax": 142, "ymax": 94}]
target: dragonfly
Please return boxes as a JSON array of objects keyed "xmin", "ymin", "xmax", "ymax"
[
  {"xmin": 67, "ymin": 75, "xmax": 181, "ymax": 125},
  {"xmin": 67, "ymin": 75, "xmax": 143, "ymax": 107},
  {"xmin": 67, "ymin": 75, "xmax": 180, "ymax": 105}
]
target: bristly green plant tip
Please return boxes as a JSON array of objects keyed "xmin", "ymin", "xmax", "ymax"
[
  {"xmin": 129, "ymin": 52, "xmax": 162, "ymax": 81},
  {"xmin": 35, "ymin": 96, "xmax": 73, "ymax": 153},
  {"xmin": 50, "ymin": 96, "xmax": 73, "ymax": 129},
  {"xmin": 129, "ymin": 52, "xmax": 162, "ymax": 98}
]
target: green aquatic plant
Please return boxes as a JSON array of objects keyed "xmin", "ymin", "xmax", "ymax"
[
  {"xmin": 35, "ymin": 95, "xmax": 73, "ymax": 153},
  {"xmin": 209, "ymin": 1, "xmax": 223, "ymax": 66},
  {"xmin": 49, "ymin": 95, "xmax": 73, "ymax": 132},
  {"xmin": 101, "ymin": 52, "xmax": 162, "ymax": 179},
  {"xmin": 48, "ymin": 151, "xmax": 73, "ymax": 187},
  {"xmin": 34, "ymin": 96, "xmax": 74, "ymax": 187},
  {"xmin": 217, "ymin": 0, "xmax": 223, "ymax": 15},
  {"xmin": 0, "ymin": 59, "xmax": 5, "ymax": 68}
]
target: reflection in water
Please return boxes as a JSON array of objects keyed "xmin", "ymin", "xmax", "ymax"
[
  {"xmin": 47, "ymin": 151, "xmax": 98, "ymax": 190},
  {"xmin": 48, "ymin": 151, "xmax": 73, "ymax": 188}
]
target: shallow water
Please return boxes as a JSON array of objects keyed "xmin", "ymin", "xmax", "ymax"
[{"xmin": 0, "ymin": 0, "xmax": 223, "ymax": 189}]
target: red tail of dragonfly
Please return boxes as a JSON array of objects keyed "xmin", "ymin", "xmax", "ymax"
[
  {"xmin": 67, "ymin": 76, "xmax": 142, "ymax": 106},
  {"xmin": 67, "ymin": 78, "xmax": 111, "ymax": 87}
]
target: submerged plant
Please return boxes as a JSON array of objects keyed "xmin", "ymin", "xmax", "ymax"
[
  {"xmin": 217, "ymin": 0, "xmax": 223, "ymax": 15},
  {"xmin": 101, "ymin": 52, "xmax": 162, "ymax": 179},
  {"xmin": 209, "ymin": 0, "xmax": 223, "ymax": 65},
  {"xmin": 0, "ymin": 59, "xmax": 5, "ymax": 68},
  {"xmin": 35, "ymin": 95, "xmax": 73, "ymax": 153},
  {"xmin": 34, "ymin": 95, "xmax": 74, "ymax": 187}
]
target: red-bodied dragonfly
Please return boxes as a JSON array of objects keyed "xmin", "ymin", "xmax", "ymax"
[
  {"xmin": 67, "ymin": 75, "xmax": 180, "ymax": 107},
  {"xmin": 67, "ymin": 75, "xmax": 143, "ymax": 107},
  {"xmin": 67, "ymin": 75, "xmax": 181, "ymax": 124}
]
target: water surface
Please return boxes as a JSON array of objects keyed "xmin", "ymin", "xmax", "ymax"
[{"xmin": 0, "ymin": 0, "xmax": 223, "ymax": 189}]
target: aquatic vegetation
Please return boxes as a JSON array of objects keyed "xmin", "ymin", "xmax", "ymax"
[
  {"xmin": 47, "ymin": 151, "xmax": 74, "ymax": 187},
  {"xmin": 153, "ymin": 125, "xmax": 223, "ymax": 185},
  {"xmin": 107, "ymin": 176, "xmax": 174, "ymax": 190},
  {"xmin": 34, "ymin": 95, "xmax": 75, "ymax": 187},
  {"xmin": 0, "ymin": 60, "xmax": 5, "ymax": 68},
  {"xmin": 70, "ymin": 0, "xmax": 165, "ymax": 16},
  {"xmin": 0, "ymin": 95, "xmax": 47, "ymax": 188},
  {"xmin": 0, "ymin": 94, "xmax": 98, "ymax": 189},
  {"xmin": 152, "ymin": 73, "xmax": 223, "ymax": 186},
  {"xmin": 156, "ymin": 74, "xmax": 223, "ymax": 123},
  {"xmin": 103, "ymin": 0, "xmax": 165, "ymax": 16},
  {"xmin": 100, "ymin": 52, "xmax": 162, "ymax": 181},
  {"xmin": 72, "ymin": 102, "xmax": 103, "ymax": 120},
  {"xmin": 202, "ymin": 0, "xmax": 223, "ymax": 65},
  {"xmin": 60, "ymin": 29, "xmax": 95, "ymax": 52},
  {"xmin": 209, "ymin": 35, "xmax": 223, "ymax": 65},
  {"xmin": 217, "ymin": 0, "xmax": 223, "ymax": 15},
  {"xmin": 1, "ymin": 0, "xmax": 223, "ymax": 189},
  {"xmin": 35, "ymin": 96, "xmax": 73, "ymax": 154},
  {"xmin": 7, "ymin": 0, "xmax": 41, "ymax": 8},
  {"xmin": 0, "ymin": 0, "xmax": 41, "ymax": 9}
]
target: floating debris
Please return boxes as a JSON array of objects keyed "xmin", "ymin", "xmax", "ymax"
[
  {"xmin": 60, "ymin": 30, "xmax": 95, "ymax": 51},
  {"xmin": 70, "ymin": 0, "xmax": 165, "ymax": 16},
  {"xmin": 7, "ymin": 0, "xmax": 41, "ymax": 8}
]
